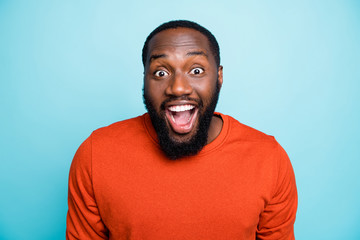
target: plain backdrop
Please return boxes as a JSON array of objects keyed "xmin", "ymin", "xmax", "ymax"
[{"xmin": 1, "ymin": 0, "xmax": 359, "ymax": 239}]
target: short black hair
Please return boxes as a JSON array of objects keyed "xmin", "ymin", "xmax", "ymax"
[{"xmin": 142, "ymin": 20, "xmax": 220, "ymax": 67}]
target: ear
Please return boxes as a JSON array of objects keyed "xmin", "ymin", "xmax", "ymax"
[{"xmin": 217, "ymin": 65, "xmax": 223, "ymax": 88}]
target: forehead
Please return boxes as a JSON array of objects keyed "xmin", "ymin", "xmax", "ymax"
[{"xmin": 147, "ymin": 28, "xmax": 212, "ymax": 57}]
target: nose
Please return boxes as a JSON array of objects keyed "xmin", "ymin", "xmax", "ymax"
[{"xmin": 165, "ymin": 72, "xmax": 193, "ymax": 97}]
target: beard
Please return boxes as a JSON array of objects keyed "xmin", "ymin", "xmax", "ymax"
[{"xmin": 143, "ymin": 82, "xmax": 221, "ymax": 160}]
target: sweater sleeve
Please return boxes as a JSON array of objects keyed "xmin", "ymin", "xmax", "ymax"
[
  {"xmin": 256, "ymin": 144, "xmax": 298, "ymax": 240},
  {"xmin": 66, "ymin": 135, "xmax": 109, "ymax": 240}
]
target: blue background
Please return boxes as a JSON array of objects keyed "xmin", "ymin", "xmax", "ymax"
[{"xmin": 1, "ymin": 0, "xmax": 359, "ymax": 239}]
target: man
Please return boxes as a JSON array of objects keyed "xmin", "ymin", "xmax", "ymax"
[{"xmin": 66, "ymin": 20, "xmax": 297, "ymax": 239}]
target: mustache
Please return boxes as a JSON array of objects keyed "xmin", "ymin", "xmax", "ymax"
[{"xmin": 160, "ymin": 96, "xmax": 203, "ymax": 111}]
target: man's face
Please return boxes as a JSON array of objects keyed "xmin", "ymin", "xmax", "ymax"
[{"xmin": 143, "ymin": 27, "xmax": 223, "ymax": 159}]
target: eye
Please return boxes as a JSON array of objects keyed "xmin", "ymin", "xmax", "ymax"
[
  {"xmin": 154, "ymin": 70, "xmax": 169, "ymax": 77},
  {"xmin": 190, "ymin": 67, "xmax": 204, "ymax": 75}
]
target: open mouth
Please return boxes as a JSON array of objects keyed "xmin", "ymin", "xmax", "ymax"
[{"xmin": 165, "ymin": 104, "xmax": 198, "ymax": 134}]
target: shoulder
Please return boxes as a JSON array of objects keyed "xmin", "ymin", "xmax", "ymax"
[
  {"xmin": 71, "ymin": 114, "xmax": 151, "ymax": 173},
  {"xmin": 218, "ymin": 113, "xmax": 290, "ymax": 168},
  {"xmin": 219, "ymin": 113, "xmax": 296, "ymax": 196},
  {"xmin": 91, "ymin": 114, "xmax": 146, "ymax": 140},
  {"xmin": 220, "ymin": 113, "xmax": 277, "ymax": 144},
  {"xmin": 71, "ymin": 115, "xmax": 146, "ymax": 162}
]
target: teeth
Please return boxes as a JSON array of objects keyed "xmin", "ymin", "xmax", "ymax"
[{"xmin": 168, "ymin": 104, "xmax": 195, "ymax": 112}]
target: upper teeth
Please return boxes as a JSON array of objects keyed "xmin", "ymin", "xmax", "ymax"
[{"xmin": 168, "ymin": 104, "xmax": 195, "ymax": 112}]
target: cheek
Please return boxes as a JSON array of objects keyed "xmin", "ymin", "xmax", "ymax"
[
  {"xmin": 193, "ymin": 79, "xmax": 218, "ymax": 102},
  {"xmin": 145, "ymin": 81, "xmax": 166, "ymax": 108}
]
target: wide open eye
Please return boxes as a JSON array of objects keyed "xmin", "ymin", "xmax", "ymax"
[
  {"xmin": 154, "ymin": 70, "xmax": 169, "ymax": 77},
  {"xmin": 189, "ymin": 67, "xmax": 204, "ymax": 75}
]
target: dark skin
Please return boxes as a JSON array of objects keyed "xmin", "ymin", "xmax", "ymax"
[{"xmin": 144, "ymin": 28, "xmax": 223, "ymax": 144}]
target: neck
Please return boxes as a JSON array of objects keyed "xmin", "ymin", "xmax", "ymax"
[{"xmin": 207, "ymin": 114, "xmax": 223, "ymax": 144}]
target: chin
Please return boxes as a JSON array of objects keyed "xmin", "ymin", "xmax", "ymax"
[{"xmin": 168, "ymin": 128, "xmax": 198, "ymax": 144}]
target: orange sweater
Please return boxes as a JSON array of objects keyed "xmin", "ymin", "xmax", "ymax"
[{"xmin": 67, "ymin": 113, "xmax": 297, "ymax": 240}]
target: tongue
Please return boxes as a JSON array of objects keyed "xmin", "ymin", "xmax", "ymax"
[{"xmin": 172, "ymin": 110, "xmax": 191, "ymax": 125}]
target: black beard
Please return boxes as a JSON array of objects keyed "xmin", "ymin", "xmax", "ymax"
[{"xmin": 143, "ymin": 83, "xmax": 220, "ymax": 160}]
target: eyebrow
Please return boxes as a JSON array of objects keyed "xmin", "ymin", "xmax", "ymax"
[
  {"xmin": 149, "ymin": 54, "xmax": 167, "ymax": 62},
  {"xmin": 149, "ymin": 50, "xmax": 208, "ymax": 63},
  {"xmin": 186, "ymin": 51, "xmax": 208, "ymax": 58}
]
